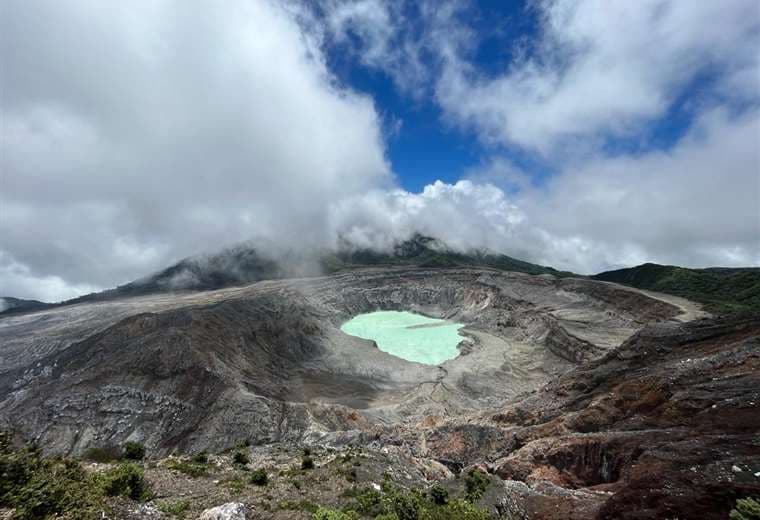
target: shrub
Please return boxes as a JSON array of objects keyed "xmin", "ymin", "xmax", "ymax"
[
  {"xmin": 731, "ymin": 498, "xmax": 760, "ymax": 520},
  {"xmin": 122, "ymin": 441, "xmax": 146, "ymax": 461},
  {"xmin": 381, "ymin": 486, "xmax": 423, "ymax": 520},
  {"xmin": 429, "ymin": 483, "xmax": 449, "ymax": 505},
  {"xmin": 301, "ymin": 455, "xmax": 315, "ymax": 470},
  {"xmin": 191, "ymin": 451, "xmax": 208, "ymax": 464},
  {"xmin": 312, "ymin": 507, "xmax": 360, "ymax": 520},
  {"xmin": 220, "ymin": 477, "xmax": 246, "ymax": 492},
  {"xmin": 303, "ymin": 447, "xmax": 312, "ymax": 456},
  {"xmin": 83, "ymin": 445, "xmax": 122, "ymax": 463},
  {"xmin": 98, "ymin": 462, "xmax": 152, "ymax": 501},
  {"xmin": 11, "ymin": 457, "xmax": 102, "ymax": 520},
  {"xmin": 157, "ymin": 498, "xmax": 191, "ymax": 519},
  {"xmin": 233, "ymin": 451, "xmax": 250, "ymax": 465},
  {"xmin": 464, "ymin": 469, "xmax": 490, "ymax": 502},
  {"xmin": 165, "ymin": 458, "xmax": 208, "ymax": 478},
  {"xmin": 250, "ymin": 468, "xmax": 268, "ymax": 486},
  {"xmin": 235, "ymin": 439, "xmax": 251, "ymax": 449}
]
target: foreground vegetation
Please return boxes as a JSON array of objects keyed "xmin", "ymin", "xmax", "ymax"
[
  {"xmin": 0, "ymin": 433, "xmax": 150, "ymax": 519},
  {"xmin": 0, "ymin": 435, "xmax": 495, "ymax": 520}
]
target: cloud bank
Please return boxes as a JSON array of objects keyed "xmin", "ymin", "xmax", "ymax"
[{"xmin": 1, "ymin": 0, "xmax": 758, "ymax": 302}]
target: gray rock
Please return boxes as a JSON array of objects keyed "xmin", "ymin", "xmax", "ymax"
[{"xmin": 199, "ymin": 502, "xmax": 247, "ymax": 520}]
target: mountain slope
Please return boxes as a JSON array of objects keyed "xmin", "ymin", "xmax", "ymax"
[
  {"xmin": 1, "ymin": 236, "xmax": 575, "ymax": 313},
  {"xmin": 592, "ymin": 263, "xmax": 760, "ymax": 313},
  {"xmin": 323, "ymin": 234, "xmax": 575, "ymax": 277},
  {"xmin": 0, "ymin": 297, "xmax": 53, "ymax": 315}
]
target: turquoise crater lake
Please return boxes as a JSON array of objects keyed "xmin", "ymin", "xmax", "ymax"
[{"xmin": 340, "ymin": 310, "xmax": 465, "ymax": 365}]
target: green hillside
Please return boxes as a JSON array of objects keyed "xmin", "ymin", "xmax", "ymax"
[{"xmin": 592, "ymin": 263, "xmax": 760, "ymax": 314}]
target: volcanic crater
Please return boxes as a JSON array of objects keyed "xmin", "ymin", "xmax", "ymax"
[{"xmin": 0, "ymin": 267, "xmax": 693, "ymax": 454}]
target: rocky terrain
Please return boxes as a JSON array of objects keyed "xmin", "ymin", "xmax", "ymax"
[{"xmin": 0, "ymin": 259, "xmax": 756, "ymax": 519}]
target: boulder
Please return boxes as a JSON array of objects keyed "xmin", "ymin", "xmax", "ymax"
[{"xmin": 199, "ymin": 502, "xmax": 247, "ymax": 520}]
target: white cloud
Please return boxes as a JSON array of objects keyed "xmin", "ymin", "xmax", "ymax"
[
  {"xmin": 330, "ymin": 108, "xmax": 760, "ymax": 274},
  {"xmin": 435, "ymin": 0, "xmax": 760, "ymax": 153},
  {"xmin": 0, "ymin": 252, "xmax": 99, "ymax": 303},
  {"xmin": 1, "ymin": 0, "xmax": 758, "ymax": 301},
  {"xmin": 1, "ymin": 0, "xmax": 391, "ymax": 300},
  {"xmin": 329, "ymin": 180, "xmax": 525, "ymax": 252}
]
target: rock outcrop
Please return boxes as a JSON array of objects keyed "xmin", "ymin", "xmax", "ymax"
[{"xmin": 424, "ymin": 313, "xmax": 760, "ymax": 519}]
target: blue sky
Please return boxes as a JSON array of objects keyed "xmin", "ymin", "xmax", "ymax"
[
  {"xmin": 2, "ymin": 0, "xmax": 759, "ymax": 301},
  {"xmin": 317, "ymin": 0, "xmax": 737, "ymax": 194},
  {"xmin": 323, "ymin": 1, "xmax": 550, "ymax": 192}
]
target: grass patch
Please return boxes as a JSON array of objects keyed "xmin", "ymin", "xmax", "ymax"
[
  {"xmin": 219, "ymin": 477, "xmax": 246, "ymax": 492},
  {"xmin": 277, "ymin": 499, "xmax": 319, "ymax": 513},
  {"xmin": 156, "ymin": 498, "xmax": 191, "ymax": 519},
  {"xmin": 165, "ymin": 458, "xmax": 208, "ymax": 478}
]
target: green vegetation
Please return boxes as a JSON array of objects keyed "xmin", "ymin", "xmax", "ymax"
[
  {"xmin": 191, "ymin": 451, "xmax": 208, "ymax": 464},
  {"xmin": 731, "ymin": 497, "xmax": 760, "ymax": 520},
  {"xmin": 219, "ymin": 476, "xmax": 246, "ymax": 492},
  {"xmin": 429, "ymin": 483, "xmax": 449, "ymax": 505},
  {"xmin": 165, "ymin": 457, "xmax": 208, "ymax": 477},
  {"xmin": 156, "ymin": 498, "xmax": 191, "ymax": 519},
  {"xmin": 250, "ymin": 467, "xmax": 268, "ymax": 486},
  {"xmin": 232, "ymin": 450, "xmax": 250, "ymax": 465},
  {"xmin": 592, "ymin": 263, "xmax": 760, "ymax": 314},
  {"xmin": 0, "ymin": 432, "xmax": 151, "ymax": 520},
  {"xmin": 331, "ymin": 483, "xmax": 492, "ymax": 520},
  {"xmin": 464, "ymin": 469, "xmax": 490, "ymax": 502},
  {"xmin": 313, "ymin": 508, "xmax": 360, "ymax": 520},
  {"xmin": 96, "ymin": 462, "xmax": 152, "ymax": 501},
  {"xmin": 83, "ymin": 445, "xmax": 122, "ymax": 463},
  {"xmin": 235, "ymin": 439, "xmax": 252, "ymax": 449},
  {"xmin": 302, "ymin": 455, "xmax": 315, "ymax": 470},
  {"xmin": 122, "ymin": 441, "xmax": 146, "ymax": 461},
  {"xmin": 277, "ymin": 499, "xmax": 319, "ymax": 513}
]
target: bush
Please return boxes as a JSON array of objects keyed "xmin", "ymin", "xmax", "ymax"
[
  {"xmin": 191, "ymin": 451, "xmax": 208, "ymax": 464},
  {"xmin": 97, "ymin": 462, "xmax": 152, "ymax": 501},
  {"xmin": 11, "ymin": 457, "xmax": 102, "ymax": 520},
  {"xmin": 429, "ymin": 483, "xmax": 449, "ymax": 505},
  {"xmin": 312, "ymin": 507, "xmax": 360, "ymax": 520},
  {"xmin": 731, "ymin": 498, "xmax": 760, "ymax": 520},
  {"xmin": 165, "ymin": 458, "xmax": 208, "ymax": 478},
  {"xmin": 464, "ymin": 469, "xmax": 490, "ymax": 502},
  {"xmin": 0, "ymin": 433, "xmax": 104, "ymax": 520},
  {"xmin": 157, "ymin": 498, "xmax": 191, "ymax": 519},
  {"xmin": 381, "ymin": 486, "xmax": 423, "ymax": 520},
  {"xmin": 352, "ymin": 487, "xmax": 382, "ymax": 516},
  {"xmin": 122, "ymin": 441, "xmax": 145, "ymax": 461},
  {"xmin": 250, "ymin": 468, "xmax": 268, "ymax": 486},
  {"xmin": 235, "ymin": 439, "xmax": 251, "ymax": 449},
  {"xmin": 301, "ymin": 455, "xmax": 315, "ymax": 470},
  {"xmin": 83, "ymin": 446, "xmax": 122, "ymax": 463},
  {"xmin": 233, "ymin": 451, "xmax": 250, "ymax": 465}
]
